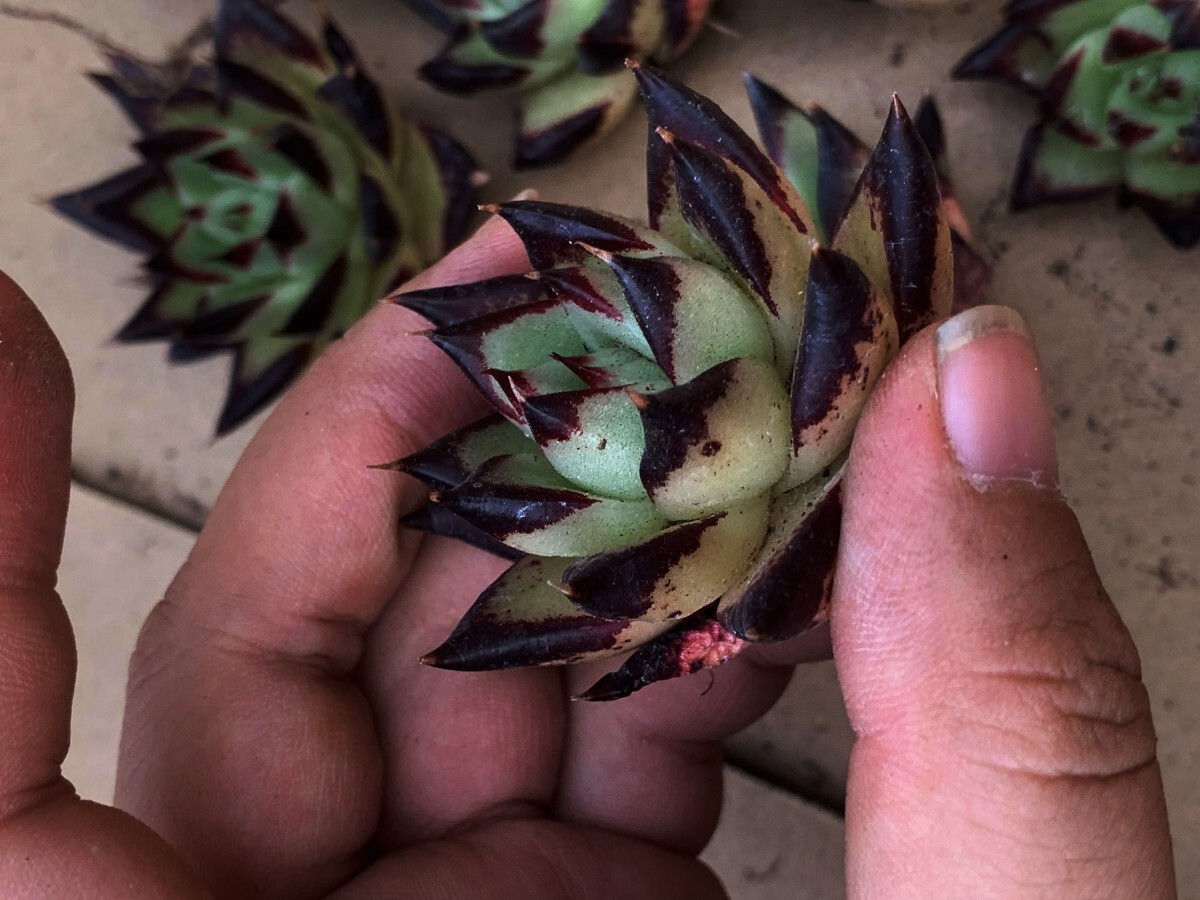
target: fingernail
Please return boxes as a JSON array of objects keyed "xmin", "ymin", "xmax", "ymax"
[
  {"xmin": 937, "ymin": 305, "xmax": 1058, "ymax": 489},
  {"xmin": 510, "ymin": 188, "xmax": 538, "ymax": 202}
]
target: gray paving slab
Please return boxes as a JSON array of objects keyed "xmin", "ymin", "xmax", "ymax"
[
  {"xmin": 703, "ymin": 768, "xmax": 845, "ymax": 900},
  {"xmin": 60, "ymin": 486, "xmax": 193, "ymax": 803},
  {"xmin": 726, "ymin": 661, "xmax": 852, "ymax": 813},
  {"xmin": 4, "ymin": 0, "xmax": 1198, "ymax": 891}
]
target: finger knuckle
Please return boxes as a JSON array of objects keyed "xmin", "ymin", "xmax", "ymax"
[{"xmin": 948, "ymin": 607, "xmax": 1158, "ymax": 786}]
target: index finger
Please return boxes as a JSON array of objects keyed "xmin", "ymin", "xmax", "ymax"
[
  {"xmin": 0, "ymin": 270, "xmax": 75, "ymax": 817},
  {"xmin": 0, "ymin": 272, "xmax": 206, "ymax": 898},
  {"xmin": 115, "ymin": 217, "xmax": 531, "ymax": 898}
]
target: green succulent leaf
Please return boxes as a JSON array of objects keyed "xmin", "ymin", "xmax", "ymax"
[
  {"xmin": 561, "ymin": 497, "xmax": 771, "ymax": 622},
  {"xmin": 717, "ymin": 466, "xmax": 845, "ymax": 642},
  {"xmin": 54, "ymin": 0, "xmax": 480, "ymax": 434},
  {"xmin": 517, "ymin": 68, "xmax": 640, "ymax": 169},
  {"xmin": 1013, "ymin": 123, "xmax": 1127, "ymax": 209},
  {"xmin": 541, "ymin": 265, "xmax": 659, "ymax": 355},
  {"xmin": 637, "ymin": 359, "xmax": 790, "ymax": 521},
  {"xmin": 786, "ymin": 249, "xmax": 897, "ymax": 490},
  {"xmin": 423, "ymin": 555, "xmax": 675, "ymax": 671},
  {"xmin": 599, "ymin": 253, "xmax": 777, "ymax": 382},
  {"xmin": 427, "ymin": 295, "xmax": 587, "ymax": 423},
  {"xmin": 391, "ymin": 413, "xmax": 532, "ymax": 490},
  {"xmin": 435, "ymin": 454, "xmax": 669, "ymax": 556},
  {"xmin": 411, "ymin": 0, "xmax": 714, "ymax": 165},
  {"xmin": 745, "ymin": 74, "xmax": 870, "ymax": 245},
  {"xmin": 524, "ymin": 385, "xmax": 652, "ymax": 501},
  {"xmin": 832, "ymin": 96, "xmax": 954, "ymax": 341}
]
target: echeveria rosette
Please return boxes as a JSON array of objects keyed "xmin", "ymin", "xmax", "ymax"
[
  {"xmin": 955, "ymin": 0, "xmax": 1200, "ymax": 247},
  {"xmin": 407, "ymin": 0, "xmax": 713, "ymax": 167},
  {"xmin": 393, "ymin": 66, "xmax": 960, "ymax": 701},
  {"xmin": 54, "ymin": 0, "xmax": 480, "ymax": 435}
]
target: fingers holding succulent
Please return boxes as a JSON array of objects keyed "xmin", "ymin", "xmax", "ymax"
[{"xmin": 115, "ymin": 215, "xmax": 532, "ymax": 896}]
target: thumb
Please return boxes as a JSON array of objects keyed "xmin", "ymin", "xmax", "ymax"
[{"xmin": 833, "ymin": 305, "xmax": 1175, "ymax": 898}]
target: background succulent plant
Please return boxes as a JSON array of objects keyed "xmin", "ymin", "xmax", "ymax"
[
  {"xmin": 54, "ymin": 0, "xmax": 480, "ymax": 435},
  {"xmin": 406, "ymin": 0, "xmax": 714, "ymax": 167},
  {"xmin": 393, "ymin": 67, "xmax": 979, "ymax": 700},
  {"xmin": 956, "ymin": 0, "xmax": 1200, "ymax": 247}
]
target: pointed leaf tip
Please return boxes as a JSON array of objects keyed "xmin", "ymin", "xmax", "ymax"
[
  {"xmin": 833, "ymin": 91, "xmax": 952, "ymax": 340},
  {"xmin": 402, "ymin": 503, "xmax": 526, "ymax": 561},
  {"xmin": 214, "ymin": 0, "xmax": 324, "ymax": 67},
  {"xmin": 366, "ymin": 460, "xmax": 407, "ymax": 472},
  {"xmin": 422, "ymin": 556, "xmax": 672, "ymax": 670}
]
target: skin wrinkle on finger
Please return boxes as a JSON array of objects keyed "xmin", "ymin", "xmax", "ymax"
[
  {"xmin": 328, "ymin": 819, "xmax": 727, "ymax": 900},
  {"xmin": 926, "ymin": 754, "xmax": 1168, "ymax": 888},
  {"xmin": 934, "ymin": 656, "xmax": 1158, "ymax": 783},
  {"xmin": 363, "ymin": 531, "xmax": 565, "ymax": 847},
  {"xmin": 0, "ymin": 592, "xmax": 76, "ymax": 817}
]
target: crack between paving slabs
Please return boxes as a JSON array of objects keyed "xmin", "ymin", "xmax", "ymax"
[
  {"xmin": 724, "ymin": 752, "xmax": 847, "ymax": 818},
  {"xmin": 70, "ymin": 466, "xmax": 207, "ymax": 534}
]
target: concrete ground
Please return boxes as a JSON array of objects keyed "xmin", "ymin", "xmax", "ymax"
[{"xmin": 1, "ymin": 0, "xmax": 1197, "ymax": 896}]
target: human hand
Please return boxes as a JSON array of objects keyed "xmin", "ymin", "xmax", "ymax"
[
  {"xmin": 0, "ymin": 215, "xmax": 1175, "ymax": 898},
  {"xmin": 0, "ymin": 218, "xmax": 827, "ymax": 900}
]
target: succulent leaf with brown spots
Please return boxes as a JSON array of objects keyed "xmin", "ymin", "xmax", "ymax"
[
  {"xmin": 393, "ymin": 69, "xmax": 977, "ymax": 699},
  {"xmin": 955, "ymin": 0, "xmax": 1200, "ymax": 247},
  {"xmin": 407, "ymin": 0, "xmax": 713, "ymax": 167}
]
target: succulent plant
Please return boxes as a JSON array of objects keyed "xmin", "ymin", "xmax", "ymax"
[
  {"xmin": 955, "ymin": 0, "xmax": 1200, "ymax": 247},
  {"xmin": 54, "ymin": 0, "xmax": 480, "ymax": 435},
  {"xmin": 394, "ymin": 67, "xmax": 974, "ymax": 700},
  {"xmin": 406, "ymin": 0, "xmax": 713, "ymax": 167}
]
